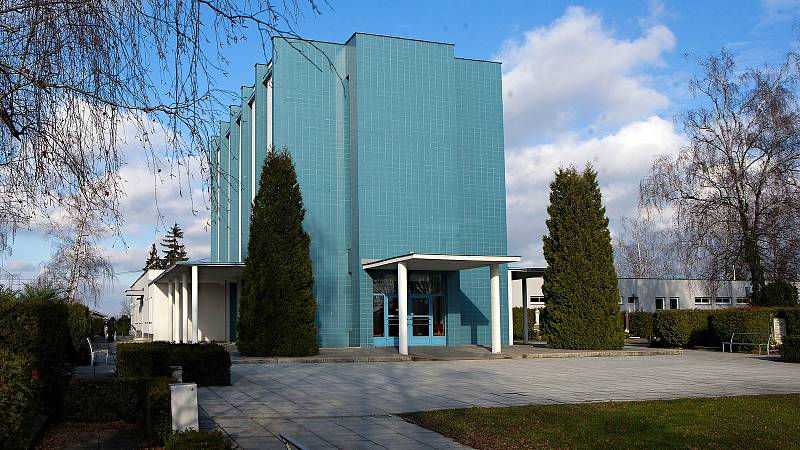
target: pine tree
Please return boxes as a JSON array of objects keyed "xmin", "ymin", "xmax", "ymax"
[
  {"xmin": 541, "ymin": 165, "xmax": 624, "ymax": 350},
  {"xmin": 143, "ymin": 243, "xmax": 164, "ymax": 270},
  {"xmin": 237, "ymin": 149, "xmax": 318, "ymax": 356},
  {"xmin": 160, "ymin": 223, "xmax": 189, "ymax": 267}
]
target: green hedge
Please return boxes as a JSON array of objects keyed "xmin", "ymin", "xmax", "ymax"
[
  {"xmin": 0, "ymin": 349, "xmax": 38, "ymax": 450},
  {"xmin": 117, "ymin": 342, "xmax": 231, "ymax": 386},
  {"xmin": 146, "ymin": 377, "xmax": 173, "ymax": 442},
  {"xmin": 0, "ymin": 297, "xmax": 70, "ymax": 415},
  {"xmin": 66, "ymin": 303, "xmax": 93, "ymax": 364},
  {"xmin": 512, "ymin": 307, "xmax": 539, "ymax": 340},
  {"xmin": 164, "ymin": 430, "xmax": 232, "ymax": 450},
  {"xmin": 783, "ymin": 336, "xmax": 800, "ymax": 363},
  {"xmin": 91, "ymin": 316, "xmax": 106, "ymax": 338},
  {"xmin": 711, "ymin": 309, "xmax": 775, "ymax": 343},
  {"xmin": 117, "ymin": 315, "xmax": 131, "ymax": 336},
  {"xmin": 781, "ymin": 308, "xmax": 800, "ymax": 335},
  {"xmin": 653, "ymin": 310, "xmax": 715, "ymax": 348},
  {"xmin": 626, "ymin": 312, "xmax": 654, "ymax": 338}
]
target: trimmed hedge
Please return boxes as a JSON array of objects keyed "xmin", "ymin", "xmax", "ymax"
[
  {"xmin": 626, "ymin": 312, "xmax": 654, "ymax": 339},
  {"xmin": 0, "ymin": 297, "xmax": 70, "ymax": 415},
  {"xmin": 63, "ymin": 376, "xmax": 173, "ymax": 443},
  {"xmin": 783, "ymin": 336, "xmax": 800, "ymax": 363},
  {"xmin": 0, "ymin": 349, "xmax": 38, "ymax": 450},
  {"xmin": 66, "ymin": 303, "xmax": 93, "ymax": 364},
  {"xmin": 653, "ymin": 310, "xmax": 715, "ymax": 348},
  {"xmin": 512, "ymin": 307, "xmax": 539, "ymax": 340},
  {"xmin": 165, "ymin": 430, "xmax": 232, "ymax": 450},
  {"xmin": 711, "ymin": 309, "xmax": 775, "ymax": 343},
  {"xmin": 782, "ymin": 308, "xmax": 800, "ymax": 335},
  {"xmin": 117, "ymin": 342, "xmax": 231, "ymax": 386}
]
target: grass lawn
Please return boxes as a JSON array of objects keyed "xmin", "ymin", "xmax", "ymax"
[{"xmin": 403, "ymin": 394, "xmax": 800, "ymax": 450}]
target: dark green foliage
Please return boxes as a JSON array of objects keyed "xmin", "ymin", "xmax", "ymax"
[
  {"xmin": 512, "ymin": 307, "xmax": 539, "ymax": 340},
  {"xmin": 710, "ymin": 309, "xmax": 775, "ymax": 345},
  {"xmin": 117, "ymin": 315, "xmax": 131, "ymax": 336},
  {"xmin": 238, "ymin": 149, "xmax": 319, "ymax": 356},
  {"xmin": 116, "ymin": 342, "xmax": 231, "ymax": 386},
  {"xmin": 754, "ymin": 280, "xmax": 799, "ymax": 307},
  {"xmin": 144, "ymin": 243, "xmax": 165, "ymax": 270},
  {"xmin": 653, "ymin": 310, "xmax": 715, "ymax": 347},
  {"xmin": 783, "ymin": 336, "xmax": 800, "ymax": 363},
  {"xmin": 541, "ymin": 166, "xmax": 624, "ymax": 350},
  {"xmin": 63, "ymin": 377, "xmax": 150, "ymax": 422},
  {"xmin": 161, "ymin": 223, "xmax": 189, "ymax": 267},
  {"xmin": 781, "ymin": 308, "xmax": 800, "ymax": 335},
  {"xmin": 0, "ymin": 285, "xmax": 15, "ymax": 303},
  {"xmin": 626, "ymin": 312, "xmax": 655, "ymax": 339},
  {"xmin": 0, "ymin": 297, "xmax": 70, "ymax": 415},
  {"xmin": 146, "ymin": 378, "xmax": 172, "ymax": 442},
  {"xmin": 66, "ymin": 303, "xmax": 93, "ymax": 364},
  {"xmin": 164, "ymin": 430, "xmax": 232, "ymax": 450},
  {"xmin": 0, "ymin": 349, "xmax": 38, "ymax": 450},
  {"xmin": 91, "ymin": 316, "xmax": 106, "ymax": 338}
]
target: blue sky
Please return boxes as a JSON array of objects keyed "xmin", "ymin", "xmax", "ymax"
[{"xmin": 2, "ymin": 0, "xmax": 799, "ymax": 315}]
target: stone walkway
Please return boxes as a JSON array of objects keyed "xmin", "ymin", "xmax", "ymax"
[{"xmin": 198, "ymin": 350, "xmax": 800, "ymax": 449}]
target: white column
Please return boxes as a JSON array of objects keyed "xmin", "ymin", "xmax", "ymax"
[
  {"xmin": 507, "ymin": 270, "xmax": 514, "ymax": 346},
  {"xmin": 490, "ymin": 264, "xmax": 501, "ymax": 354},
  {"xmin": 398, "ymin": 262, "xmax": 408, "ymax": 356},
  {"xmin": 522, "ymin": 278, "xmax": 529, "ymax": 344},
  {"xmin": 168, "ymin": 280, "xmax": 174, "ymax": 343},
  {"xmin": 192, "ymin": 265, "xmax": 199, "ymax": 343},
  {"xmin": 181, "ymin": 273, "xmax": 188, "ymax": 343},
  {"xmin": 173, "ymin": 279, "xmax": 180, "ymax": 342}
]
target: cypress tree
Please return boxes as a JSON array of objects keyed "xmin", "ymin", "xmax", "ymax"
[
  {"xmin": 237, "ymin": 149, "xmax": 318, "ymax": 356},
  {"xmin": 143, "ymin": 243, "xmax": 164, "ymax": 270},
  {"xmin": 541, "ymin": 165, "xmax": 624, "ymax": 350},
  {"xmin": 161, "ymin": 223, "xmax": 189, "ymax": 267}
]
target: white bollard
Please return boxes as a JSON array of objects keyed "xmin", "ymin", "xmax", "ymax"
[{"xmin": 170, "ymin": 383, "xmax": 199, "ymax": 432}]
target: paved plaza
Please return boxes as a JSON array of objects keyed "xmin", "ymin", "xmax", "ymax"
[{"xmin": 199, "ymin": 351, "xmax": 800, "ymax": 449}]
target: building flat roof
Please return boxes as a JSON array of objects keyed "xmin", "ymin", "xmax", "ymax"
[{"xmin": 362, "ymin": 253, "xmax": 520, "ymax": 271}]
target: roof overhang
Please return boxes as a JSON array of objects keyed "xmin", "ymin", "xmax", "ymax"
[
  {"xmin": 362, "ymin": 253, "xmax": 521, "ymax": 271},
  {"xmin": 149, "ymin": 261, "xmax": 245, "ymax": 285},
  {"xmin": 509, "ymin": 267, "xmax": 546, "ymax": 280}
]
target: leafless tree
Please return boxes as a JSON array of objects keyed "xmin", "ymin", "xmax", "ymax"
[
  {"xmin": 641, "ymin": 49, "xmax": 800, "ymax": 296},
  {"xmin": 614, "ymin": 211, "xmax": 685, "ymax": 279},
  {"xmin": 0, "ymin": 0, "xmax": 322, "ymax": 253},
  {"xmin": 37, "ymin": 197, "xmax": 114, "ymax": 305}
]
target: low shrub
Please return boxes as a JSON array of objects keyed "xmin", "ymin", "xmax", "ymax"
[
  {"xmin": 117, "ymin": 342, "xmax": 231, "ymax": 386},
  {"xmin": 146, "ymin": 378, "xmax": 173, "ymax": 443},
  {"xmin": 117, "ymin": 315, "xmax": 131, "ymax": 336},
  {"xmin": 710, "ymin": 309, "xmax": 775, "ymax": 345},
  {"xmin": 66, "ymin": 303, "xmax": 93, "ymax": 364},
  {"xmin": 653, "ymin": 310, "xmax": 715, "ymax": 348},
  {"xmin": 164, "ymin": 430, "xmax": 232, "ymax": 450},
  {"xmin": 783, "ymin": 336, "xmax": 800, "ymax": 363},
  {"xmin": 780, "ymin": 308, "xmax": 800, "ymax": 335},
  {"xmin": 91, "ymin": 316, "xmax": 106, "ymax": 338},
  {"xmin": 512, "ymin": 307, "xmax": 539, "ymax": 340},
  {"xmin": 0, "ymin": 297, "xmax": 70, "ymax": 415},
  {"xmin": 63, "ymin": 377, "xmax": 150, "ymax": 422},
  {"xmin": 0, "ymin": 349, "xmax": 38, "ymax": 450},
  {"xmin": 626, "ymin": 312, "xmax": 654, "ymax": 339},
  {"xmin": 754, "ymin": 280, "xmax": 799, "ymax": 307}
]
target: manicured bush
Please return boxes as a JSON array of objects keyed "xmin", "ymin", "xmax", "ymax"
[
  {"xmin": 117, "ymin": 342, "xmax": 230, "ymax": 386},
  {"xmin": 0, "ymin": 297, "xmax": 70, "ymax": 415},
  {"xmin": 238, "ymin": 150, "xmax": 319, "ymax": 356},
  {"xmin": 117, "ymin": 343, "xmax": 173, "ymax": 378},
  {"xmin": 541, "ymin": 166, "xmax": 624, "ymax": 350},
  {"xmin": 117, "ymin": 315, "xmax": 131, "ymax": 336},
  {"xmin": 66, "ymin": 303, "xmax": 93, "ymax": 364},
  {"xmin": 512, "ymin": 307, "xmax": 539, "ymax": 340},
  {"xmin": 63, "ymin": 377, "xmax": 150, "ymax": 422},
  {"xmin": 783, "ymin": 336, "xmax": 800, "ymax": 363},
  {"xmin": 653, "ymin": 310, "xmax": 715, "ymax": 348},
  {"xmin": 0, "ymin": 349, "xmax": 38, "ymax": 450},
  {"xmin": 780, "ymin": 308, "xmax": 800, "ymax": 335},
  {"xmin": 753, "ymin": 280, "xmax": 799, "ymax": 307},
  {"xmin": 626, "ymin": 312, "xmax": 655, "ymax": 339},
  {"xmin": 164, "ymin": 430, "xmax": 232, "ymax": 450},
  {"xmin": 711, "ymin": 309, "xmax": 776, "ymax": 345},
  {"xmin": 146, "ymin": 377, "xmax": 173, "ymax": 442}
]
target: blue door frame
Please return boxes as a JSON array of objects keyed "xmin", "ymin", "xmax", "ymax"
[{"xmin": 373, "ymin": 293, "xmax": 446, "ymax": 347}]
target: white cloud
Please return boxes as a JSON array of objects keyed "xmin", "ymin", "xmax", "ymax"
[
  {"xmin": 498, "ymin": 6, "xmax": 676, "ymax": 146},
  {"xmin": 759, "ymin": 0, "xmax": 800, "ymax": 25},
  {"xmin": 506, "ymin": 116, "xmax": 685, "ymax": 266}
]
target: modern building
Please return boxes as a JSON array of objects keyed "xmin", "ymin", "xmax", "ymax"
[
  {"xmin": 509, "ymin": 267, "xmax": 754, "ymax": 313},
  {"xmin": 130, "ymin": 33, "xmax": 520, "ymax": 354}
]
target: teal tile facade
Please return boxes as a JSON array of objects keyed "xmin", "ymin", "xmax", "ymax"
[{"xmin": 211, "ymin": 33, "xmax": 509, "ymax": 348}]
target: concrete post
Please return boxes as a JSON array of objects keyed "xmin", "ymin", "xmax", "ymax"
[
  {"xmin": 522, "ymin": 278, "xmax": 529, "ymax": 344},
  {"xmin": 181, "ymin": 272, "xmax": 188, "ymax": 344},
  {"xmin": 168, "ymin": 280, "xmax": 174, "ymax": 343},
  {"xmin": 191, "ymin": 265, "xmax": 199, "ymax": 343},
  {"xmin": 507, "ymin": 269, "xmax": 514, "ymax": 346},
  {"xmin": 398, "ymin": 262, "xmax": 408, "ymax": 356},
  {"xmin": 490, "ymin": 264, "xmax": 501, "ymax": 354},
  {"xmin": 174, "ymin": 279, "xmax": 181, "ymax": 343}
]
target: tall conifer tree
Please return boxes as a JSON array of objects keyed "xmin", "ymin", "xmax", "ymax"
[
  {"xmin": 541, "ymin": 165, "xmax": 624, "ymax": 350},
  {"xmin": 237, "ymin": 149, "xmax": 318, "ymax": 356},
  {"xmin": 143, "ymin": 243, "xmax": 164, "ymax": 270},
  {"xmin": 160, "ymin": 223, "xmax": 189, "ymax": 267}
]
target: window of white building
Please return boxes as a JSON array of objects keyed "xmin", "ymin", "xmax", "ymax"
[
  {"xmin": 736, "ymin": 297, "xmax": 750, "ymax": 304},
  {"xmin": 694, "ymin": 297, "xmax": 711, "ymax": 305},
  {"xmin": 655, "ymin": 297, "xmax": 665, "ymax": 310},
  {"xmin": 716, "ymin": 297, "xmax": 731, "ymax": 304},
  {"xmin": 669, "ymin": 297, "xmax": 679, "ymax": 309}
]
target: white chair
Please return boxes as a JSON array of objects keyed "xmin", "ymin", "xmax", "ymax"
[{"xmin": 87, "ymin": 337, "xmax": 109, "ymax": 366}]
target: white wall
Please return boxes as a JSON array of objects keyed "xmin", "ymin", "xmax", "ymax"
[{"xmin": 198, "ymin": 283, "xmax": 227, "ymax": 342}]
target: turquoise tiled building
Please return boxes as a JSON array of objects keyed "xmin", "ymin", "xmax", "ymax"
[{"xmin": 210, "ymin": 33, "xmax": 518, "ymax": 353}]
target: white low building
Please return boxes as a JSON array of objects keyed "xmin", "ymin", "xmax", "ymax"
[{"xmin": 509, "ymin": 267, "xmax": 753, "ymax": 313}]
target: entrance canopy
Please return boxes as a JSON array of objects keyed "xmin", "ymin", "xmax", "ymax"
[{"xmin": 362, "ymin": 253, "xmax": 520, "ymax": 271}]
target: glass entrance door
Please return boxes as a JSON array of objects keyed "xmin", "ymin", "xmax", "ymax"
[
  {"xmin": 409, "ymin": 295, "xmax": 432, "ymax": 345},
  {"xmin": 371, "ymin": 272, "xmax": 446, "ymax": 347}
]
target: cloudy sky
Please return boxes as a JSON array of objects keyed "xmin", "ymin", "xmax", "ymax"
[{"xmin": 2, "ymin": 0, "xmax": 798, "ymax": 315}]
